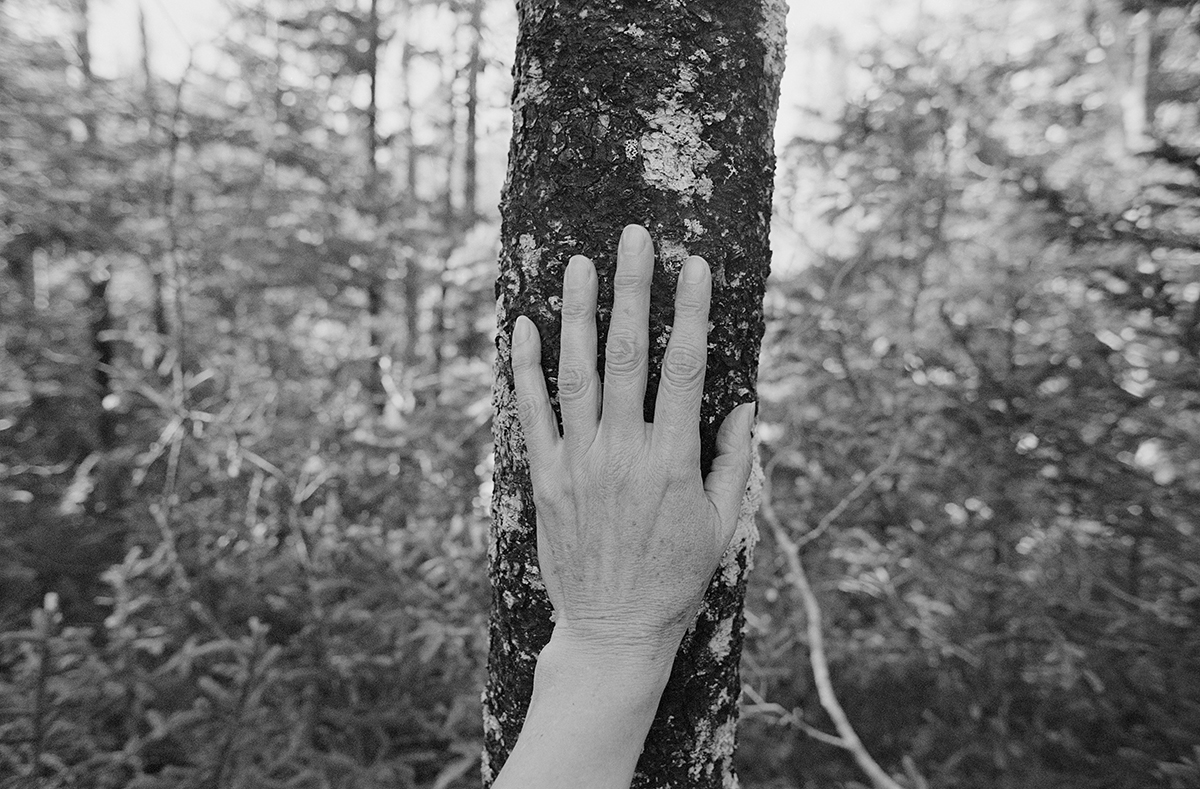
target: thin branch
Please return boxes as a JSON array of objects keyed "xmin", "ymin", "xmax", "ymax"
[
  {"xmin": 741, "ymin": 683, "xmax": 849, "ymax": 749},
  {"xmin": 761, "ymin": 452, "xmax": 914, "ymax": 789},
  {"xmin": 28, "ymin": 600, "xmax": 55, "ymax": 780},
  {"xmin": 795, "ymin": 439, "xmax": 902, "ymax": 551},
  {"xmin": 799, "ymin": 721, "xmax": 850, "ymax": 749}
]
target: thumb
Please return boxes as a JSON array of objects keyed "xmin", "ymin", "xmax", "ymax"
[{"xmin": 704, "ymin": 402, "xmax": 755, "ymax": 549}]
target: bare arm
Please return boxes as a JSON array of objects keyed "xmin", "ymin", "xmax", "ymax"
[{"xmin": 495, "ymin": 224, "xmax": 755, "ymax": 789}]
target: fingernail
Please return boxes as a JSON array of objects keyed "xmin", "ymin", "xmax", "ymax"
[
  {"xmin": 620, "ymin": 224, "xmax": 648, "ymax": 255},
  {"xmin": 683, "ymin": 256, "xmax": 707, "ymax": 284},
  {"xmin": 566, "ymin": 255, "xmax": 590, "ymax": 286},
  {"xmin": 514, "ymin": 316, "xmax": 532, "ymax": 343}
]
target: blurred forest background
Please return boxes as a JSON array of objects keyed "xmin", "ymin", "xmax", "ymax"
[{"xmin": 1, "ymin": 0, "xmax": 1199, "ymax": 787}]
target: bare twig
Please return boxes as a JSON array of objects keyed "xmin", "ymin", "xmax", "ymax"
[
  {"xmin": 791, "ymin": 439, "xmax": 902, "ymax": 552},
  {"xmin": 28, "ymin": 598, "xmax": 55, "ymax": 780},
  {"xmin": 761, "ymin": 444, "xmax": 916, "ymax": 789},
  {"xmin": 743, "ymin": 684, "xmax": 847, "ymax": 748}
]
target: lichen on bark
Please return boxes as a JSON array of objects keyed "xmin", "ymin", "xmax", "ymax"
[{"xmin": 485, "ymin": 2, "xmax": 786, "ymax": 787}]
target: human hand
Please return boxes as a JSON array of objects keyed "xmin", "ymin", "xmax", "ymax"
[{"xmin": 511, "ymin": 224, "xmax": 755, "ymax": 670}]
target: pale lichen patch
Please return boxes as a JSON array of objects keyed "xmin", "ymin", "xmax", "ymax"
[
  {"xmin": 639, "ymin": 102, "xmax": 716, "ymax": 200},
  {"xmin": 517, "ymin": 233, "xmax": 545, "ymax": 279},
  {"xmin": 483, "ymin": 707, "xmax": 504, "ymax": 739},
  {"xmin": 480, "ymin": 750, "xmax": 494, "ymax": 784},
  {"xmin": 708, "ymin": 615, "xmax": 735, "ymax": 659},
  {"xmin": 689, "ymin": 719, "xmax": 713, "ymax": 781},
  {"xmin": 687, "ymin": 710, "xmax": 738, "ymax": 783},
  {"xmin": 658, "ymin": 238, "xmax": 689, "ymax": 266},
  {"xmin": 684, "ymin": 218, "xmax": 705, "ymax": 238},
  {"xmin": 637, "ymin": 62, "xmax": 722, "ymax": 201},
  {"xmin": 712, "ymin": 716, "xmax": 738, "ymax": 761},
  {"xmin": 518, "ymin": 58, "xmax": 550, "ymax": 106},
  {"xmin": 509, "ymin": 57, "xmax": 549, "ymax": 143},
  {"xmin": 495, "ymin": 491, "xmax": 527, "ymax": 537},
  {"xmin": 758, "ymin": 0, "xmax": 789, "ymax": 133},
  {"xmin": 677, "ymin": 63, "xmax": 699, "ymax": 92}
]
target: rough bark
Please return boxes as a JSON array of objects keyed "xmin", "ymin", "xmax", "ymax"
[{"xmin": 484, "ymin": 2, "xmax": 786, "ymax": 787}]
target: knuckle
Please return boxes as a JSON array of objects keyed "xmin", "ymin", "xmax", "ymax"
[
  {"xmin": 661, "ymin": 345, "xmax": 707, "ymax": 386},
  {"xmin": 673, "ymin": 293, "xmax": 707, "ymax": 318},
  {"xmin": 515, "ymin": 390, "xmax": 546, "ymax": 426},
  {"xmin": 512, "ymin": 347, "xmax": 539, "ymax": 372},
  {"xmin": 666, "ymin": 461, "xmax": 698, "ymax": 485},
  {"xmin": 651, "ymin": 452, "xmax": 696, "ymax": 487},
  {"xmin": 655, "ymin": 431, "xmax": 700, "ymax": 469},
  {"xmin": 530, "ymin": 482, "xmax": 558, "ymax": 512},
  {"xmin": 561, "ymin": 296, "xmax": 592, "ymax": 322},
  {"xmin": 557, "ymin": 365, "xmax": 593, "ymax": 400},
  {"xmin": 613, "ymin": 270, "xmax": 650, "ymax": 291},
  {"xmin": 533, "ymin": 476, "xmax": 574, "ymax": 515},
  {"xmin": 605, "ymin": 332, "xmax": 645, "ymax": 374}
]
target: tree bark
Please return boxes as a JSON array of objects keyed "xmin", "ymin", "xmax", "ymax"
[
  {"xmin": 463, "ymin": 0, "xmax": 483, "ymax": 225},
  {"xmin": 484, "ymin": 2, "xmax": 786, "ymax": 787}
]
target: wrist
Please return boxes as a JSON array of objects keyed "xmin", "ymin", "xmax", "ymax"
[
  {"xmin": 535, "ymin": 625, "xmax": 676, "ymax": 707},
  {"xmin": 544, "ymin": 621, "xmax": 679, "ymax": 680}
]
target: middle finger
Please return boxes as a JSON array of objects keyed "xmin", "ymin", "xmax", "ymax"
[{"xmin": 601, "ymin": 224, "xmax": 654, "ymax": 435}]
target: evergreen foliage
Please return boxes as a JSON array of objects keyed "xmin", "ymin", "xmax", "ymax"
[{"xmin": 1, "ymin": 0, "xmax": 1197, "ymax": 787}]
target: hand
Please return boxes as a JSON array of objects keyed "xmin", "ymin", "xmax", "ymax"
[{"xmin": 511, "ymin": 224, "xmax": 756, "ymax": 668}]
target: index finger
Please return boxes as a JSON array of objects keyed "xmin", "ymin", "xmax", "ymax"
[{"xmin": 651, "ymin": 256, "xmax": 711, "ymax": 459}]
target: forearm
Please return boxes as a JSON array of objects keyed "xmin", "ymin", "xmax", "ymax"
[{"xmin": 492, "ymin": 631, "xmax": 674, "ymax": 789}]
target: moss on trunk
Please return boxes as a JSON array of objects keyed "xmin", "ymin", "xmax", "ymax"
[{"xmin": 486, "ymin": 1, "xmax": 786, "ymax": 786}]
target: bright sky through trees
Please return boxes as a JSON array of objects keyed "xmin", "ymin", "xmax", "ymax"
[
  {"xmin": 85, "ymin": 0, "xmax": 942, "ymax": 127},
  {"xmin": 73, "ymin": 0, "xmax": 943, "ymax": 278}
]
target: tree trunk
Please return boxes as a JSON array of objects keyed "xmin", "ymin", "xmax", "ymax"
[
  {"xmin": 463, "ymin": 0, "xmax": 483, "ymax": 225},
  {"xmin": 88, "ymin": 258, "xmax": 115, "ymax": 448},
  {"xmin": 431, "ymin": 48, "xmax": 461, "ymax": 401},
  {"xmin": 398, "ymin": 6, "xmax": 421, "ymax": 377},
  {"xmin": 1122, "ymin": 9, "xmax": 1153, "ymax": 151},
  {"xmin": 77, "ymin": 0, "xmax": 116, "ymax": 448},
  {"xmin": 139, "ymin": 2, "xmax": 170, "ymax": 349},
  {"xmin": 484, "ymin": 2, "xmax": 786, "ymax": 787},
  {"xmin": 364, "ymin": 0, "xmax": 389, "ymax": 414}
]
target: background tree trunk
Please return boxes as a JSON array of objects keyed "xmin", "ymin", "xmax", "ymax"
[
  {"xmin": 76, "ymin": 0, "xmax": 116, "ymax": 448},
  {"xmin": 484, "ymin": 2, "xmax": 787, "ymax": 786},
  {"xmin": 463, "ymin": 0, "xmax": 483, "ymax": 225},
  {"xmin": 364, "ymin": 0, "xmax": 389, "ymax": 414}
]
